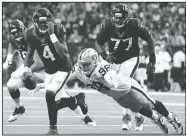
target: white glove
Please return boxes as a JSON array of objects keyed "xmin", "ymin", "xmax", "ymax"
[
  {"xmin": 3, "ymin": 61, "xmax": 12, "ymax": 70},
  {"xmin": 3, "ymin": 54, "xmax": 13, "ymax": 70},
  {"xmin": 27, "ymin": 83, "xmax": 45, "ymax": 95}
]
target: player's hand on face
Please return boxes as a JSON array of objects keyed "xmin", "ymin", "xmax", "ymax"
[
  {"xmin": 146, "ymin": 62, "xmax": 155, "ymax": 74},
  {"xmin": 47, "ymin": 21, "xmax": 54, "ymax": 34},
  {"xmin": 3, "ymin": 61, "xmax": 12, "ymax": 70}
]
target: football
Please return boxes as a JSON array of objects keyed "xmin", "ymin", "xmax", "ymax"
[{"xmin": 21, "ymin": 72, "xmax": 37, "ymax": 90}]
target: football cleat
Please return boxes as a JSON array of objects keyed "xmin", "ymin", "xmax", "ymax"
[
  {"xmin": 8, "ymin": 106, "xmax": 25, "ymax": 122},
  {"xmin": 122, "ymin": 114, "xmax": 132, "ymax": 130},
  {"xmin": 82, "ymin": 115, "xmax": 96, "ymax": 126},
  {"xmin": 152, "ymin": 114, "xmax": 168, "ymax": 134},
  {"xmin": 74, "ymin": 92, "xmax": 88, "ymax": 115},
  {"xmin": 134, "ymin": 115, "xmax": 145, "ymax": 131},
  {"xmin": 46, "ymin": 126, "xmax": 58, "ymax": 135},
  {"xmin": 167, "ymin": 112, "xmax": 183, "ymax": 134}
]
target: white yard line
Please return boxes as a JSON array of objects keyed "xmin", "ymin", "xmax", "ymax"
[
  {"xmin": 3, "ymin": 87, "xmax": 185, "ymax": 96},
  {"xmin": 3, "ymin": 124, "xmax": 185, "ymax": 127}
]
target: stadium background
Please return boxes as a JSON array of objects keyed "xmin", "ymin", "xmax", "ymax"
[{"xmin": 2, "ymin": 2, "xmax": 185, "ymax": 92}]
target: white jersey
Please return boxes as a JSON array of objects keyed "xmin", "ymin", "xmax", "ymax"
[{"xmin": 71, "ymin": 60, "xmax": 131, "ymax": 98}]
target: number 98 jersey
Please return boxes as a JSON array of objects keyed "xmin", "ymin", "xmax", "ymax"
[{"xmin": 71, "ymin": 60, "xmax": 121, "ymax": 89}]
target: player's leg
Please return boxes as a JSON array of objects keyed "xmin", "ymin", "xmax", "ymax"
[
  {"xmin": 122, "ymin": 108, "xmax": 132, "ymax": 130},
  {"xmin": 55, "ymin": 90, "xmax": 96, "ymax": 126},
  {"xmin": 131, "ymin": 78, "xmax": 183, "ymax": 134},
  {"xmin": 7, "ymin": 65, "xmax": 25, "ymax": 122},
  {"xmin": 118, "ymin": 57, "xmax": 145, "ymax": 131},
  {"xmin": 44, "ymin": 72, "xmax": 61, "ymax": 135}
]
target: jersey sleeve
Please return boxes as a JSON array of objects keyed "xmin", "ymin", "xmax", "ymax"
[
  {"xmin": 104, "ymin": 69, "xmax": 119, "ymax": 88},
  {"xmin": 54, "ymin": 24, "xmax": 67, "ymax": 43},
  {"xmin": 137, "ymin": 19, "xmax": 152, "ymax": 41},
  {"xmin": 96, "ymin": 19, "xmax": 110, "ymax": 45}
]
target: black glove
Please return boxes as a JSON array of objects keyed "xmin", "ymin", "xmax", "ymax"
[
  {"xmin": 21, "ymin": 72, "xmax": 37, "ymax": 90},
  {"xmin": 146, "ymin": 52, "xmax": 156, "ymax": 74},
  {"xmin": 100, "ymin": 52, "xmax": 116, "ymax": 63}
]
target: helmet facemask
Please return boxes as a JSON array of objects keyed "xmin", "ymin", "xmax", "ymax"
[
  {"xmin": 34, "ymin": 17, "xmax": 51, "ymax": 34},
  {"xmin": 9, "ymin": 20, "xmax": 25, "ymax": 46},
  {"xmin": 78, "ymin": 48, "xmax": 99, "ymax": 75},
  {"xmin": 112, "ymin": 12, "xmax": 129, "ymax": 28}
]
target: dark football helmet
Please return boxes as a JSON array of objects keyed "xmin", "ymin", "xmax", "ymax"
[
  {"xmin": 111, "ymin": 3, "xmax": 130, "ymax": 28},
  {"xmin": 32, "ymin": 8, "xmax": 52, "ymax": 35},
  {"xmin": 9, "ymin": 19, "xmax": 25, "ymax": 45}
]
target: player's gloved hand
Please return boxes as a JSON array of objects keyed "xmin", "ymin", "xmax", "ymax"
[
  {"xmin": 47, "ymin": 22, "xmax": 55, "ymax": 35},
  {"xmin": 3, "ymin": 61, "xmax": 12, "ymax": 70},
  {"xmin": 100, "ymin": 52, "xmax": 116, "ymax": 63},
  {"xmin": 146, "ymin": 52, "xmax": 156, "ymax": 74}
]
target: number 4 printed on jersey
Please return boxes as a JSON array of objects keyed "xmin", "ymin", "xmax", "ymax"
[
  {"xmin": 43, "ymin": 45, "xmax": 55, "ymax": 61},
  {"xmin": 111, "ymin": 38, "xmax": 132, "ymax": 51}
]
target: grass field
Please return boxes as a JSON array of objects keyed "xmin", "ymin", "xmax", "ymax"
[{"xmin": 2, "ymin": 87, "xmax": 185, "ymax": 135}]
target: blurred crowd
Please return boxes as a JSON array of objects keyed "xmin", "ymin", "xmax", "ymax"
[{"xmin": 2, "ymin": 2, "xmax": 186, "ymax": 92}]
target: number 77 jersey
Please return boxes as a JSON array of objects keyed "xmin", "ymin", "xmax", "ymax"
[{"xmin": 96, "ymin": 18, "xmax": 152, "ymax": 64}]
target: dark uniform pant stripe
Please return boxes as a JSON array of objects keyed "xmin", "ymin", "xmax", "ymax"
[
  {"xmin": 55, "ymin": 72, "xmax": 71, "ymax": 96},
  {"xmin": 130, "ymin": 56, "xmax": 140, "ymax": 78}
]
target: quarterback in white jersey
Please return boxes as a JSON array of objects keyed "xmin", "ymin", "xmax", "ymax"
[{"xmin": 71, "ymin": 48, "xmax": 183, "ymax": 134}]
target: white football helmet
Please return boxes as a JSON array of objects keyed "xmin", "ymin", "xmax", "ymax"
[{"xmin": 78, "ymin": 48, "xmax": 99, "ymax": 75}]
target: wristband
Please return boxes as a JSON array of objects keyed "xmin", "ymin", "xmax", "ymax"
[
  {"xmin": 50, "ymin": 34, "xmax": 58, "ymax": 43},
  {"xmin": 24, "ymin": 67, "xmax": 32, "ymax": 73},
  {"xmin": 6, "ymin": 54, "xmax": 13, "ymax": 62},
  {"xmin": 100, "ymin": 52, "xmax": 107, "ymax": 60},
  {"xmin": 149, "ymin": 52, "xmax": 156, "ymax": 64}
]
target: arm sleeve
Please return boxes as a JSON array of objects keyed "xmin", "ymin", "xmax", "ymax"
[
  {"xmin": 137, "ymin": 19, "xmax": 152, "ymax": 41},
  {"xmin": 96, "ymin": 20, "xmax": 109, "ymax": 46}
]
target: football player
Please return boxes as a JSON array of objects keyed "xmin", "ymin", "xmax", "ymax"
[
  {"xmin": 72, "ymin": 48, "xmax": 183, "ymax": 134},
  {"xmin": 4, "ymin": 19, "xmax": 95, "ymax": 130},
  {"xmin": 3, "ymin": 19, "xmax": 46, "ymax": 122},
  {"xmin": 95, "ymin": 3, "xmax": 155, "ymax": 130},
  {"xmin": 23, "ymin": 8, "xmax": 95, "ymax": 135}
]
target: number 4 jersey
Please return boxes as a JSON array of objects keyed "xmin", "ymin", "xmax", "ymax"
[
  {"xmin": 96, "ymin": 18, "xmax": 152, "ymax": 64},
  {"xmin": 26, "ymin": 25, "xmax": 71, "ymax": 74}
]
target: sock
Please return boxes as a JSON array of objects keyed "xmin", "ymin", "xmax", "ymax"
[
  {"xmin": 8, "ymin": 88, "xmax": 22, "ymax": 108},
  {"xmin": 134, "ymin": 112, "xmax": 141, "ymax": 118},
  {"xmin": 154, "ymin": 100, "xmax": 169, "ymax": 117},
  {"xmin": 123, "ymin": 108, "xmax": 131, "ymax": 116},
  {"xmin": 73, "ymin": 106, "xmax": 86, "ymax": 119},
  {"xmin": 151, "ymin": 111, "xmax": 159, "ymax": 121},
  {"xmin": 13, "ymin": 98, "xmax": 23, "ymax": 108},
  {"xmin": 166, "ymin": 112, "xmax": 173, "ymax": 121},
  {"xmin": 46, "ymin": 90, "xmax": 57, "ymax": 126}
]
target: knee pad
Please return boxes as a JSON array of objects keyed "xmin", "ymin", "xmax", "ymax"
[
  {"xmin": 46, "ymin": 91, "xmax": 55, "ymax": 101},
  {"xmin": 8, "ymin": 88, "xmax": 20, "ymax": 99}
]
